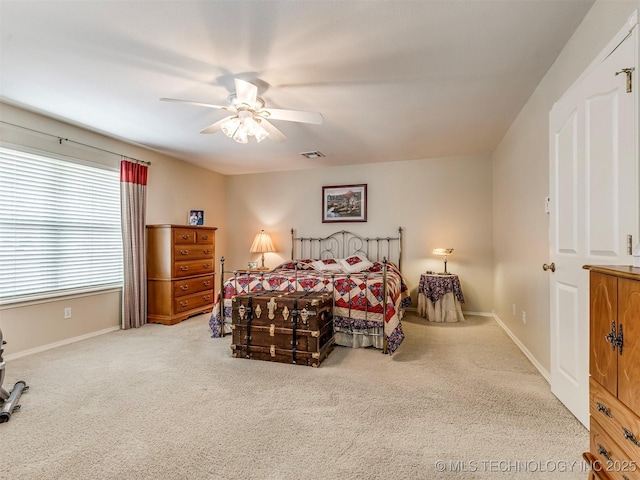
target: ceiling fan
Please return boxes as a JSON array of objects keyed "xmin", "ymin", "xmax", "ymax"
[{"xmin": 160, "ymin": 78, "xmax": 323, "ymax": 144}]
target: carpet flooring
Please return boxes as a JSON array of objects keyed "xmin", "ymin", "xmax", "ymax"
[{"xmin": 0, "ymin": 313, "xmax": 588, "ymax": 479}]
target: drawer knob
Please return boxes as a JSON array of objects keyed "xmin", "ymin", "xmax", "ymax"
[
  {"xmin": 596, "ymin": 402, "xmax": 612, "ymax": 418},
  {"xmin": 180, "ymin": 301, "xmax": 188, "ymax": 307},
  {"xmin": 204, "ymin": 295, "xmax": 211, "ymax": 301},
  {"xmin": 180, "ymin": 249, "xmax": 189, "ymax": 255},
  {"xmin": 204, "ymin": 264, "xmax": 211, "ymax": 268},
  {"xmin": 180, "ymin": 266, "xmax": 189, "ymax": 271},
  {"xmin": 597, "ymin": 444, "xmax": 612, "ymax": 462},
  {"xmin": 203, "ymin": 249, "xmax": 211, "ymax": 254},
  {"xmin": 202, "ymin": 235, "xmax": 209, "ymax": 240},
  {"xmin": 182, "ymin": 234, "xmax": 190, "ymax": 240},
  {"xmin": 623, "ymin": 427, "xmax": 640, "ymax": 447},
  {"xmin": 203, "ymin": 281, "xmax": 210, "ymax": 286},
  {"xmin": 180, "ymin": 285, "xmax": 189, "ymax": 291}
]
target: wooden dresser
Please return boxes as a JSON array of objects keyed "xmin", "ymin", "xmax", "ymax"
[
  {"xmin": 146, "ymin": 224, "xmax": 217, "ymax": 325},
  {"xmin": 583, "ymin": 265, "xmax": 640, "ymax": 480}
]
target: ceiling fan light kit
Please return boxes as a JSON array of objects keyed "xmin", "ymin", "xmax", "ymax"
[
  {"xmin": 221, "ymin": 113, "xmax": 269, "ymax": 144},
  {"xmin": 161, "ymin": 78, "xmax": 323, "ymax": 144}
]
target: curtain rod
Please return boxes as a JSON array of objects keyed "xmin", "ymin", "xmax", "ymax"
[{"xmin": 0, "ymin": 120, "xmax": 151, "ymax": 166}]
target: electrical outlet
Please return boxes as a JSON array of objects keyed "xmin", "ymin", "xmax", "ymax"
[
  {"xmin": 512, "ymin": 304, "xmax": 516, "ymax": 316},
  {"xmin": 521, "ymin": 311, "xmax": 526, "ymax": 324},
  {"xmin": 64, "ymin": 307, "xmax": 72, "ymax": 319}
]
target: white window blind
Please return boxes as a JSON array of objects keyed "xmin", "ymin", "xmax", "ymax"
[{"xmin": 0, "ymin": 146, "xmax": 123, "ymax": 304}]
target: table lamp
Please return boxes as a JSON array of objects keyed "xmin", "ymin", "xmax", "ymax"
[
  {"xmin": 433, "ymin": 248, "xmax": 454, "ymax": 274},
  {"xmin": 250, "ymin": 230, "xmax": 275, "ymax": 269}
]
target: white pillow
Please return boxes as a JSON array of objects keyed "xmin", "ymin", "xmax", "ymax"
[
  {"xmin": 339, "ymin": 254, "xmax": 374, "ymax": 273},
  {"xmin": 310, "ymin": 258, "xmax": 343, "ymax": 272}
]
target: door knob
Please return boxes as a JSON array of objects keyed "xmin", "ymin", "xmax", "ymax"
[{"xmin": 542, "ymin": 262, "xmax": 556, "ymax": 272}]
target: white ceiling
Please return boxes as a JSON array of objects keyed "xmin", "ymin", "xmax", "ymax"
[{"xmin": 0, "ymin": 0, "xmax": 594, "ymax": 175}]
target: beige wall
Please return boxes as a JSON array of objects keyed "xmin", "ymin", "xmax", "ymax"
[
  {"xmin": 224, "ymin": 154, "xmax": 494, "ymax": 313},
  {"xmin": 492, "ymin": 0, "xmax": 639, "ymax": 375},
  {"xmin": 0, "ymin": 103, "xmax": 226, "ymax": 357}
]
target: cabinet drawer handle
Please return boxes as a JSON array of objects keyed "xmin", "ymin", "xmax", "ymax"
[
  {"xmin": 605, "ymin": 321, "xmax": 617, "ymax": 350},
  {"xmin": 597, "ymin": 444, "xmax": 612, "ymax": 462},
  {"xmin": 201, "ymin": 235, "xmax": 209, "ymax": 240},
  {"xmin": 203, "ymin": 249, "xmax": 211, "ymax": 254},
  {"xmin": 204, "ymin": 295, "xmax": 211, "ymax": 301},
  {"xmin": 623, "ymin": 427, "xmax": 640, "ymax": 447},
  {"xmin": 181, "ymin": 234, "xmax": 190, "ymax": 240},
  {"xmin": 596, "ymin": 402, "xmax": 612, "ymax": 418},
  {"xmin": 203, "ymin": 281, "xmax": 211, "ymax": 286},
  {"xmin": 180, "ymin": 301, "xmax": 188, "ymax": 307},
  {"xmin": 180, "ymin": 249, "xmax": 189, "ymax": 255},
  {"xmin": 180, "ymin": 266, "xmax": 189, "ymax": 271},
  {"xmin": 618, "ymin": 323, "xmax": 624, "ymax": 355},
  {"xmin": 204, "ymin": 264, "xmax": 211, "ymax": 268},
  {"xmin": 180, "ymin": 285, "xmax": 189, "ymax": 291}
]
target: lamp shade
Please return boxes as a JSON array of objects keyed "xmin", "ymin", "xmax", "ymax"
[
  {"xmin": 250, "ymin": 230, "xmax": 275, "ymax": 253},
  {"xmin": 432, "ymin": 248, "xmax": 454, "ymax": 274}
]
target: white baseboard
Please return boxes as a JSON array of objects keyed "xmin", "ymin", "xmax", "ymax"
[
  {"xmin": 5, "ymin": 326, "xmax": 120, "ymax": 362},
  {"xmin": 490, "ymin": 312, "xmax": 550, "ymax": 383}
]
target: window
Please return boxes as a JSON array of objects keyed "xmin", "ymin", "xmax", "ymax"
[{"xmin": 0, "ymin": 145, "xmax": 123, "ymax": 304}]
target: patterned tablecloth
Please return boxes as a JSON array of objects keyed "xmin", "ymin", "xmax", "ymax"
[{"xmin": 418, "ymin": 274, "xmax": 465, "ymax": 304}]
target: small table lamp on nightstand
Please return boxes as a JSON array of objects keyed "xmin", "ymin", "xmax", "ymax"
[
  {"xmin": 432, "ymin": 248, "xmax": 454, "ymax": 274},
  {"xmin": 250, "ymin": 230, "xmax": 275, "ymax": 270}
]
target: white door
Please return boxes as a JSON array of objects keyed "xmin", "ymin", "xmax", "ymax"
[{"xmin": 549, "ymin": 21, "xmax": 638, "ymax": 427}]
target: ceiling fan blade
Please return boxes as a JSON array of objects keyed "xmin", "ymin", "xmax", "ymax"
[
  {"xmin": 160, "ymin": 97, "xmax": 230, "ymax": 111},
  {"xmin": 234, "ymin": 79, "xmax": 258, "ymax": 107},
  {"xmin": 200, "ymin": 116, "xmax": 235, "ymax": 134},
  {"xmin": 259, "ymin": 119, "xmax": 287, "ymax": 143},
  {"xmin": 260, "ymin": 108, "xmax": 323, "ymax": 125}
]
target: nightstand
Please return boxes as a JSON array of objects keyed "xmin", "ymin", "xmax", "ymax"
[{"xmin": 417, "ymin": 273, "xmax": 465, "ymax": 322}]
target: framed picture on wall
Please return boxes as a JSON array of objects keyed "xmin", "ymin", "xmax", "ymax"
[
  {"xmin": 322, "ymin": 184, "xmax": 367, "ymax": 223},
  {"xmin": 188, "ymin": 210, "xmax": 204, "ymax": 226}
]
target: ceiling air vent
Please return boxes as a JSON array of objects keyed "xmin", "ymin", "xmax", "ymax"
[{"xmin": 300, "ymin": 151, "xmax": 325, "ymax": 159}]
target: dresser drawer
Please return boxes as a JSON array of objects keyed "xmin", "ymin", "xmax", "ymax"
[
  {"xmin": 591, "ymin": 378, "xmax": 640, "ymax": 462},
  {"xmin": 174, "ymin": 290, "xmax": 214, "ymax": 314},
  {"xmin": 173, "ymin": 275, "xmax": 214, "ymax": 298},
  {"xmin": 173, "ymin": 259, "xmax": 215, "ymax": 278},
  {"xmin": 173, "ymin": 244, "xmax": 214, "ymax": 261},
  {"xmin": 172, "ymin": 228, "xmax": 198, "ymax": 245},
  {"xmin": 196, "ymin": 230, "xmax": 214, "ymax": 245},
  {"xmin": 590, "ymin": 418, "xmax": 640, "ymax": 480}
]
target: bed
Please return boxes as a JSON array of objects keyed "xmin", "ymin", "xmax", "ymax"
[{"xmin": 209, "ymin": 228, "xmax": 411, "ymax": 354}]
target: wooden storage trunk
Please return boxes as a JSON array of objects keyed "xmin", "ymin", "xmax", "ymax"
[{"xmin": 230, "ymin": 290, "xmax": 334, "ymax": 367}]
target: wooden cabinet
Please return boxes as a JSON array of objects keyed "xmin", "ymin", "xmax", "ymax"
[
  {"xmin": 146, "ymin": 224, "xmax": 217, "ymax": 325},
  {"xmin": 584, "ymin": 266, "xmax": 640, "ymax": 480}
]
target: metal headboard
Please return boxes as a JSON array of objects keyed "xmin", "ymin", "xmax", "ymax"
[{"xmin": 290, "ymin": 227, "xmax": 403, "ymax": 271}]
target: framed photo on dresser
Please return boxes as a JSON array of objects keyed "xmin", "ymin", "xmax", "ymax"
[
  {"xmin": 189, "ymin": 210, "xmax": 204, "ymax": 226},
  {"xmin": 322, "ymin": 184, "xmax": 367, "ymax": 222}
]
